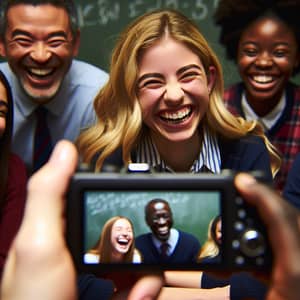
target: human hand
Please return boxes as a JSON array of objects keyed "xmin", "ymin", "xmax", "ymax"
[
  {"xmin": 235, "ymin": 173, "xmax": 300, "ymax": 300},
  {"xmin": 1, "ymin": 140, "xmax": 78, "ymax": 300},
  {"xmin": 0, "ymin": 140, "xmax": 164, "ymax": 300},
  {"xmin": 127, "ymin": 275, "xmax": 164, "ymax": 300}
]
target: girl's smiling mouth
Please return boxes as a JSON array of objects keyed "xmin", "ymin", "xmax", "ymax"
[{"xmin": 159, "ymin": 105, "xmax": 192, "ymax": 124}]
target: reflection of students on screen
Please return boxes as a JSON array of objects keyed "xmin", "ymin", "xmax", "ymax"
[
  {"xmin": 135, "ymin": 198, "xmax": 200, "ymax": 263},
  {"xmin": 197, "ymin": 215, "xmax": 222, "ymax": 263},
  {"xmin": 84, "ymin": 216, "xmax": 142, "ymax": 263}
]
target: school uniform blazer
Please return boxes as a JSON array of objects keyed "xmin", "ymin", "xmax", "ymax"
[
  {"xmin": 135, "ymin": 230, "xmax": 201, "ymax": 264},
  {"xmin": 283, "ymin": 153, "xmax": 300, "ymax": 210},
  {"xmin": 224, "ymin": 81, "xmax": 300, "ymax": 190}
]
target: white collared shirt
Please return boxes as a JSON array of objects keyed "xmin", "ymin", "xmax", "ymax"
[
  {"xmin": 151, "ymin": 228, "xmax": 179, "ymax": 256},
  {"xmin": 136, "ymin": 128, "xmax": 221, "ymax": 173},
  {"xmin": 241, "ymin": 92, "xmax": 286, "ymax": 130}
]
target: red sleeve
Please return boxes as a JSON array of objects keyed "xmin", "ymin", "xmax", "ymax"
[{"xmin": 0, "ymin": 153, "xmax": 27, "ymax": 278}]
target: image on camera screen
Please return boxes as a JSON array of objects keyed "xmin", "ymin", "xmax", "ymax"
[{"xmin": 82, "ymin": 190, "xmax": 222, "ymax": 266}]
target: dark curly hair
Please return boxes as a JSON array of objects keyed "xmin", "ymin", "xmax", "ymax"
[{"xmin": 214, "ymin": 0, "xmax": 300, "ymax": 73}]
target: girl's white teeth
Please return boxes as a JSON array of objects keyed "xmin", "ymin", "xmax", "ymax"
[
  {"xmin": 118, "ymin": 237, "xmax": 128, "ymax": 243},
  {"xmin": 253, "ymin": 75, "xmax": 273, "ymax": 83},
  {"xmin": 30, "ymin": 68, "xmax": 53, "ymax": 76},
  {"xmin": 161, "ymin": 107, "xmax": 191, "ymax": 120}
]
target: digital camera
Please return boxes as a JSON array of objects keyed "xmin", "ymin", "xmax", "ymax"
[{"xmin": 66, "ymin": 170, "xmax": 272, "ymax": 275}]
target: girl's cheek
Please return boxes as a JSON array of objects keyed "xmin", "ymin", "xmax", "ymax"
[{"xmin": 0, "ymin": 118, "xmax": 6, "ymax": 138}]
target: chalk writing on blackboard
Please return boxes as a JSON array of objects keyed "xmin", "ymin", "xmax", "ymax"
[{"xmin": 76, "ymin": 0, "xmax": 220, "ymax": 28}]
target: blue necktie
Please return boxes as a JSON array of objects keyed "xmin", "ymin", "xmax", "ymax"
[{"xmin": 33, "ymin": 106, "xmax": 53, "ymax": 173}]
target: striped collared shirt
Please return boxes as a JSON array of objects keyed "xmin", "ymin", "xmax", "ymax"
[{"xmin": 136, "ymin": 129, "xmax": 221, "ymax": 173}]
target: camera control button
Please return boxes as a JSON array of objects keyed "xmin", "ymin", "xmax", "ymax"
[
  {"xmin": 235, "ymin": 256, "xmax": 245, "ymax": 265},
  {"xmin": 232, "ymin": 239, "xmax": 240, "ymax": 249},
  {"xmin": 234, "ymin": 221, "xmax": 245, "ymax": 232},
  {"xmin": 240, "ymin": 229, "xmax": 266, "ymax": 257},
  {"xmin": 235, "ymin": 196, "xmax": 244, "ymax": 206},
  {"xmin": 237, "ymin": 209, "xmax": 247, "ymax": 219}
]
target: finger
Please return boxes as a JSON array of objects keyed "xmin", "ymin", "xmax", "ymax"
[
  {"xmin": 1, "ymin": 140, "xmax": 78, "ymax": 300},
  {"xmin": 127, "ymin": 275, "xmax": 164, "ymax": 300},
  {"xmin": 12, "ymin": 140, "xmax": 78, "ymax": 267},
  {"xmin": 22, "ymin": 140, "xmax": 78, "ymax": 236}
]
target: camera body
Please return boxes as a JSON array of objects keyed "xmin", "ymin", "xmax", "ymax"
[{"xmin": 66, "ymin": 171, "xmax": 272, "ymax": 275}]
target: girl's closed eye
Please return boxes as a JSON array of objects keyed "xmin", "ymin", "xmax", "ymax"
[
  {"xmin": 141, "ymin": 79, "xmax": 164, "ymax": 89},
  {"xmin": 273, "ymin": 47, "xmax": 290, "ymax": 58},
  {"xmin": 177, "ymin": 64, "xmax": 203, "ymax": 82},
  {"xmin": 241, "ymin": 46, "xmax": 258, "ymax": 57},
  {"xmin": 180, "ymin": 71, "xmax": 201, "ymax": 82}
]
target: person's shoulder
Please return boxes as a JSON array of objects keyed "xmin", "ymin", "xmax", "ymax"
[
  {"xmin": 8, "ymin": 153, "xmax": 27, "ymax": 185},
  {"xmin": 72, "ymin": 59, "xmax": 107, "ymax": 73},
  {"xmin": 178, "ymin": 230, "xmax": 199, "ymax": 242},
  {"xmin": 0, "ymin": 62, "xmax": 14, "ymax": 81},
  {"xmin": 282, "ymin": 153, "xmax": 300, "ymax": 209},
  {"xmin": 0, "ymin": 61, "xmax": 9, "ymax": 70},
  {"xmin": 285, "ymin": 153, "xmax": 300, "ymax": 180},
  {"xmin": 135, "ymin": 232, "xmax": 151, "ymax": 242},
  {"xmin": 220, "ymin": 134, "xmax": 265, "ymax": 151},
  {"xmin": 136, "ymin": 232, "xmax": 149, "ymax": 239},
  {"xmin": 241, "ymin": 134, "xmax": 265, "ymax": 145},
  {"xmin": 219, "ymin": 134, "xmax": 272, "ymax": 180},
  {"xmin": 70, "ymin": 59, "xmax": 108, "ymax": 83},
  {"xmin": 222, "ymin": 134, "xmax": 269, "ymax": 160},
  {"xmin": 293, "ymin": 153, "xmax": 300, "ymax": 166},
  {"xmin": 9, "ymin": 153, "xmax": 27, "ymax": 173},
  {"xmin": 101, "ymin": 147, "xmax": 124, "ymax": 172}
]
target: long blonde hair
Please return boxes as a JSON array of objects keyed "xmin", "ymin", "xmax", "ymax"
[
  {"xmin": 87, "ymin": 216, "xmax": 136, "ymax": 263},
  {"xmin": 198, "ymin": 215, "xmax": 221, "ymax": 262},
  {"xmin": 77, "ymin": 9, "xmax": 280, "ymax": 175}
]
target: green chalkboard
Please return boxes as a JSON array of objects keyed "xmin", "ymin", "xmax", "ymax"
[
  {"xmin": 84, "ymin": 190, "xmax": 220, "ymax": 251},
  {"xmin": 74, "ymin": 0, "xmax": 300, "ymax": 86},
  {"xmin": 75, "ymin": 0, "xmax": 240, "ymax": 87}
]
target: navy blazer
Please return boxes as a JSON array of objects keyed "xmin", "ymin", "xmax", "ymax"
[
  {"xmin": 135, "ymin": 230, "xmax": 201, "ymax": 264},
  {"xmin": 283, "ymin": 153, "xmax": 300, "ymax": 210}
]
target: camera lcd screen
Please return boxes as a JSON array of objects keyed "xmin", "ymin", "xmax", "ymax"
[
  {"xmin": 67, "ymin": 172, "xmax": 271, "ymax": 272},
  {"xmin": 82, "ymin": 189, "xmax": 221, "ymax": 267}
]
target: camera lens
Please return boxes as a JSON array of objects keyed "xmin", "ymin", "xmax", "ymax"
[{"xmin": 240, "ymin": 229, "xmax": 266, "ymax": 257}]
